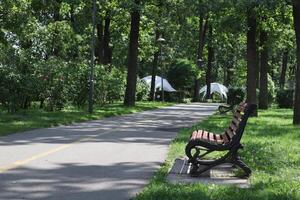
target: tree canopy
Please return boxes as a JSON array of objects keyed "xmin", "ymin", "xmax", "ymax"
[{"xmin": 0, "ymin": 0, "xmax": 300, "ymax": 124}]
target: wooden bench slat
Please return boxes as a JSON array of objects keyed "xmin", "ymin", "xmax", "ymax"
[
  {"xmin": 222, "ymin": 133, "xmax": 230, "ymax": 143},
  {"xmin": 215, "ymin": 134, "xmax": 223, "ymax": 144},
  {"xmin": 209, "ymin": 132, "xmax": 215, "ymax": 141},
  {"xmin": 234, "ymin": 112, "xmax": 243, "ymax": 120},
  {"xmin": 230, "ymin": 122, "xmax": 238, "ymax": 131},
  {"xmin": 232, "ymin": 118, "xmax": 240, "ymax": 126},
  {"xmin": 226, "ymin": 128, "xmax": 235, "ymax": 138},
  {"xmin": 202, "ymin": 131, "xmax": 208, "ymax": 141}
]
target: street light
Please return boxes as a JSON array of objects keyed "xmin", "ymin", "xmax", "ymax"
[
  {"xmin": 197, "ymin": 58, "xmax": 205, "ymax": 69},
  {"xmin": 157, "ymin": 37, "xmax": 166, "ymax": 102}
]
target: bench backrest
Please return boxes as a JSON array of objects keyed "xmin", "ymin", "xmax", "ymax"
[{"xmin": 221, "ymin": 103, "xmax": 257, "ymax": 145}]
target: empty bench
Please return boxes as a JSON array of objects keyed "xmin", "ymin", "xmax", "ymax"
[{"xmin": 185, "ymin": 102, "xmax": 257, "ymax": 177}]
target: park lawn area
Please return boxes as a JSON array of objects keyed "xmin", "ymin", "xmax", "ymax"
[
  {"xmin": 0, "ymin": 101, "xmax": 172, "ymax": 136},
  {"xmin": 135, "ymin": 108, "xmax": 300, "ymax": 200}
]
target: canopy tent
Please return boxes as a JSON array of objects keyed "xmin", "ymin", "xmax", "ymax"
[
  {"xmin": 200, "ymin": 82, "xmax": 228, "ymax": 99},
  {"xmin": 141, "ymin": 76, "xmax": 176, "ymax": 92}
]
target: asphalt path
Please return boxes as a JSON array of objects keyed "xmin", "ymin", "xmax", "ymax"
[{"xmin": 0, "ymin": 103, "xmax": 218, "ymax": 200}]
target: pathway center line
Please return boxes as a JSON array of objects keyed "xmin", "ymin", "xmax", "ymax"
[{"xmin": 0, "ymin": 129, "xmax": 116, "ymax": 173}]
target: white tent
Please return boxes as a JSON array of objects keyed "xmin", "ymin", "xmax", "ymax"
[
  {"xmin": 200, "ymin": 82, "xmax": 228, "ymax": 99},
  {"xmin": 141, "ymin": 76, "xmax": 176, "ymax": 92}
]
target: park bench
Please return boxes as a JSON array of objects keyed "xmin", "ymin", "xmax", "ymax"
[{"xmin": 185, "ymin": 102, "xmax": 257, "ymax": 177}]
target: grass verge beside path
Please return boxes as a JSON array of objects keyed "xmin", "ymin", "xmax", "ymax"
[
  {"xmin": 0, "ymin": 102, "xmax": 172, "ymax": 136},
  {"xmin": 135, "ymin": 108, "xmax": 300, "ymax": 200}
]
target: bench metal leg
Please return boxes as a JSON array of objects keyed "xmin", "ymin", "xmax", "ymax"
[{"xmin": 230, "ymin": 154, "xmax": 252, "ymax": 177}]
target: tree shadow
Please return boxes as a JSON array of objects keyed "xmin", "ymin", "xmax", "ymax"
[{"xmin": 0, "ymin": 162, "xmax": 162, "ymax": 200}]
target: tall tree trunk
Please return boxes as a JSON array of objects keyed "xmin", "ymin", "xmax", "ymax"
[
  {"xmin": 150, "ymin": 30, "xmax": 160, "ymax": 101},
  {"xmin": 259, "ymin": 30, "xmax": 268, "ymax": 109},
  {"xmin": 279, "ymin": 50, "xmax": 289, "ymax": 89},
  {"xmin": 246, "ymin": 9, "xmax": 258, "ymax": 116},
  {"xmin": 206, "ymin": 25, "xmax": 213, "ymax": 99},
  {"xmin": 103, "ymin": 12, "xmax": 111, "ymax": 65},
  {"xmin": 124, "ymin": 0, "xmax": 140, "ymax": 106},
  {"xmin": 96, "ymin": 19, "xmax": 104, "ymax": 64},
  {"xmin": 193, "ymin": 15, "xmax": 208, "ymax": 102},
  {"xmin": 293, "ymin": 1, "xmax": 300, "ymax": 124}
]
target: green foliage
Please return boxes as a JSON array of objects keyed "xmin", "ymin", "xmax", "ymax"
[
  {"xmin": 94, "ymin": 65, "xmax": 126, "ymax": 105},
  {"xmin": 276, "ymin": 89, "xmax": 294, "ymax": 108},
  {"xmin": 135, "ymin": 108, "xmax": 300, "ymax": 200},
  {"xmin": 167, "ymin": 59, "xmax": 199, "ymax": 90},
  {"xmin": 0, "ymin": 0, "xmax": 298, "ymax": 115},
  {"xmin": 136, "ymin": 79, "xmax": 150, "ymax": 101},
  {"xmin": 226, "ymin": 87, "xmax": 245, "ymax": 105},
  {"xmin": 267, "ymin": 74, "xmax": 276, "ymax": 104}
]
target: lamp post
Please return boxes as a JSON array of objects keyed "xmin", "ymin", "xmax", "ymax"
[
  {"xmin": 197, "ymin": 58, "xmax": 205, "ymax": 69},
  {"xmin": 196, "ymin": 58, "xmax": 205, "ymax": 101},
  {"xmin": 157, "ymin": 37, "xmax": 166, "ymax": 102}
]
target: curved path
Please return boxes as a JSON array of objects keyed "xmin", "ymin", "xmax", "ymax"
[{"xmin": 0, "ymin": 103, "xmax": 218, "ymax": 200}]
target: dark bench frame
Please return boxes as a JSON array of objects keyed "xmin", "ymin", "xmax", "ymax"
[{"xmin": 185, "ymin": 103, "xmax": 257, "ymax": 177}]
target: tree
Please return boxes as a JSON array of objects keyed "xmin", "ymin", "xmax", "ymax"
[
  {"xmin": 259, "ymin": 29, "xmax": 269, "ymax": 109},
  {"xmin": 246, "ymin": 7, "xmax": 258, "ymax": 116},
  {"xmin": 167, "ymin": 59, "xmax": 198, "ymax": 91},
  {"xmin": 206, "ymin": 24, "xmax": 213, "ymax": 99},
  {"xmin": 279, "ymin": 50, "xmax": 289, "ymax": 89},
  {"xmin": 293, "ymin": 0, "xmax": 300, "ymax": 124},
  {"xmin": 193, "ymin": 15, "xmax": 209, "ymax": 102},
  {"xmin": 124, "ymin": 0, "xmax": 141, "ymax": 106}
]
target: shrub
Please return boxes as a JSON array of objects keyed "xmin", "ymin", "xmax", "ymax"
[
  {"xmin": 268, "ymin": 74, "xmax": 276, "ymax": 103},
  {"xmin": 136, "ymin": 79, "xmax": 150, "ymax": 101},
  {"xmin": 94, "ymin": 65, "xmax": 126, "ymax": 105},
  {"xmin": 276, "ymin": 89, "xmax": 294, "ymax": 108},
  {"xmin": 167, "ymin": 59, "xmax": 200, "ymax": 91},
  {"xmin": 226, "ymin": 87, "xmax": 245, "ymax": 106}
]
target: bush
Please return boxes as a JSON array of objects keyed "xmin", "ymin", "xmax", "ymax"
[
  {"xmin": 268, "ymin": 74, "xmax": 276, "ymax": 103},
  {"xmin": 94, "ymin": 65, "xmax": 126, "ymax": 105},
  {"xmin": 276, "ymin": 89, "xmax": 294, "ymax": 108},
  {"xmin": 136, "ymin": 79, "xmax": 150, "ymax": 101},
  {"xmin": 226, "ymin": 87, "xmax": 245, "ymax": 105},
  {"xmin": 167, "ymin": 59, "xmax": 200, "ymax": 91}
]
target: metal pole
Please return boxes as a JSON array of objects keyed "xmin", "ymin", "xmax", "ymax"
[{"xmin": 88, "ymin": 0, "xmax": 96, "ymax": 113}]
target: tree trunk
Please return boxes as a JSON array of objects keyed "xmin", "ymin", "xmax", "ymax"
[
  {"xmin": 124, "ymin": 0, "xmax": 140, "ymax": 106},
  {"xmin": 246, "ymin": 9, "xmax": 258, "ymax": 116},
  {"xmin": 193, "ymin": 15, "xmax": 208, "ymax": 102},
  {"xmin": 150, "ymin": 30, "xmax": 160, "ymax": 101},
  {"xmin": 226, "ymin": 65, "xmax": 233, "ymax": 87},
  {"xmin": 279, "ymin": 50, "xmax": 288, "ymax": 89},
  {"xmin": 96, "ymin": 19, "xmax": 104, "ymax": 64},
  {"xmin": 206, "ymin": 25, "xmax": 213, "ymax": 99},
  {"xmin": 293, "ymin": 1, "xmax": 300, "ymax": 124},
  {"xmin": 103, "ymin": 12, "xmax": 111, "ymax": 65},
  {"xmin": 259, "ymin": 30, "xmax": 268, "ymax": 109}
]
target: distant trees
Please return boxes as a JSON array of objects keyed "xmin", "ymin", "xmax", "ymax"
[{"xmin": 1, "ymin": 0, "xmax": 300, "ymax": 125}]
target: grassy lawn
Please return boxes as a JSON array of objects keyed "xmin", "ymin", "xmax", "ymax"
[
  {"xmin": 135, "ymin": 108, "xmax": 300, "ymax": 200},
  {"xmin": 0, "ymin": 102, "xmax": 172, "ymax": 136}
]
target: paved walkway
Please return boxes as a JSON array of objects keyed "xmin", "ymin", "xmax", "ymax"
[{"xmin": 0, "ymin": 103, "xmax": 218, "ymax": 200}]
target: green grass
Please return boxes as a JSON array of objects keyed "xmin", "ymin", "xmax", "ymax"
[
  {"xmin": 135, "ymin": 108, "xmax": 300, "ymax": 200},
  {"xmin": 0, "ymin": 102, "xmax": 172, "ymax": 136}
]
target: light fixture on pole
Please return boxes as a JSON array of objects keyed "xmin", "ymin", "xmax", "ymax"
[
  {"xmin": 197, "ymin": 58, "xmax": 205, "ymax": 69},
  {"xmin": 157, "ymin": 37, "xmax": 166, "ymax": 102},
  {"xmin": 88, "ymin": 0, "xmax": 97, "ymax": 113}
]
